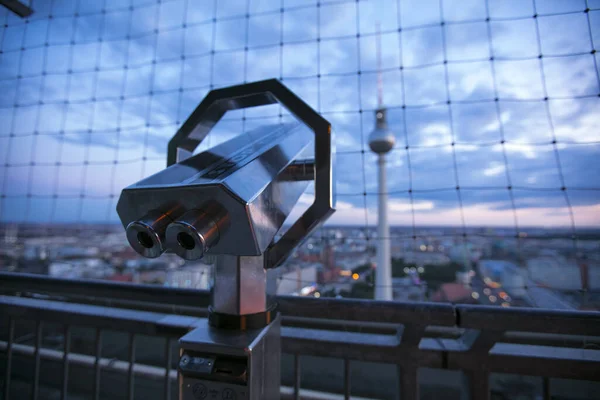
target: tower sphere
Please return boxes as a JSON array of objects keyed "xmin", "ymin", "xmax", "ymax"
[{"xmin": 368, "ymin": 108, "xmax": 395, "ymax": 154}]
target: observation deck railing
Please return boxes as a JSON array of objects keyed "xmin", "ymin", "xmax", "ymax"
[{"xmin": 1, "ymin": 272, "xmax": 599, "ymax": 400}]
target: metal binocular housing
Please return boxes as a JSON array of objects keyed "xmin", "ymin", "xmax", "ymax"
[
  {"xmin": 116, "ymin": 79, "xmax": 335, "ymax": 400},
  {"xmin": 116, "ymin": 78, "xmax": 334, "ymax": 270}
]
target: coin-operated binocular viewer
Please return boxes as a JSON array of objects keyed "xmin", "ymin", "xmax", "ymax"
[{"xmin": 116, "ymin": 79, "xmax": 334, "ymax": 399}]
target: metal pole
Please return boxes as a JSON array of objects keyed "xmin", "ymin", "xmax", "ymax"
[{"xmin": 375, "ymin": 154, "xmax": 393, "ymax": 300}]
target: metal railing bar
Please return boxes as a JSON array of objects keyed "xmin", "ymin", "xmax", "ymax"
[
  {"xmin": 488, "ymin": 343, "xmax": 600, "ymax": 380},
  {"xmin": 11, "ymin": 290, "xmax": 599, "ymax": 349},
  {"xmin": 293, "ymin": 354, "xmax": 301, "ymax": 400},
  {"xmin": 0, "ymin": 296, "xmax": 193, "ymax": 338},
  {"xmin": 467, "ymin": 370, "xmax": 490, "ymax": 400},
  {"xmin": 460, "ymin": 329, "xmax": 502, "ymax": 352},
  {"xmin": 456, "ymin": 305, "xmax": 600, "ymax": 336},
  {"xmin": 503, "ymin": 331, "xmax": 600, "ymax": 349},
  {"xmin": 1, "ymin": 336, "xmax": 599, "ymax": 393},
  {"xmin": 0, "ymin": 272, "xmax": 210, "ymax": 308},
  {"xmin": 282, "ymin": 327, "xmax": 445, "ymax": 366},
  {"xmin": 3, "ymin": 295, "xmax": 597, "ymax": 370},
  {"xmin": 399, "ymin": 367, "xmax": 419, "ymax": 400},
  {"xmin": 32, "ymin": 321, "xmax": 42, "ymax": 400},
  {"xmin": 13, "ymin": 292, "xmax": 210, "ymax": 319},
  {"xmin": 61, "ymin": 325, "xmax": 70, "ymax": 400},
  {"xmin": 3, "ymin": 273, "xmax": 599, "ymax": 337},
  {"xmin": 446, "ymin": 343, "xmax": 600, "ymax": 381},
  {"xmin": 285, "ymin": 330, "xmax": 600, "ymax": 379},
  {"xmin": 94, "ymin": 328, "xmax": 102, "ymax": 400},
  {"xmin": 420, "ymin": 337, "xmax": 470, "ymax": 352},
  {"xmin": 0, "ymin": 339, "xmax": 376, "ymax": 400},
  {"xmin": 164, "ymin": 338, "xmax": 172, "ymax": 400},
  {"xmin": 282, "ymin": 316, "xmax": 400, "ymax": 335},
  {"xmin": 280, "ymin": 386, "xmax": 376, "ymax": 400},
  {"xmin": 278, "ymin": 296, "xmax": 456, "ymax": 327},
  {"xmin": 400, "ymin": 326, "xmax": 427, "ymax": 346},
  {"xmin": 12, "ymin": 332, "xmax": 35, "ymax": 344},
  {"xmin": 343, "ymin": 359, "xmax": 350, "ymax": 400},
  {"xmin": 10, "ymin": 290, "xmax": 436, "ymax": 336},
  {"xmin": 0, "ymin": 0, "xmax": 33, "ymax": 18},
  {"xmin": 3, "ymin": 318, "xmax": 15, "ymax": 400},
  {"xmin": 283, "ymin": 326, "xmax": 399, "ymax": 347},
  {"xmin": 128, "ymin": 334, "xmax": 136, "ymax": 400},
  {"xmin": 396, "ymin": 365, "xmax": 401, "ymax": 400},
  {"xmin": 0, "ymin": 340, "xmax": 178, "ymax": 380},
  {"xmin": 0, "ymin": 273, "xmax": 457, "ymax": 326},
  {"xmin": 543, "ymin": 377, "xmax": 550, "ymax": 400},
  {"xmin": 0, "ymin": 283, "xmax": 598, "ymax": 400}
]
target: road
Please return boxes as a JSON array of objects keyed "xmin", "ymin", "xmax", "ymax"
[{"xmin": 471, "ymin": 276, "xmax": 576, "ymax": 309}]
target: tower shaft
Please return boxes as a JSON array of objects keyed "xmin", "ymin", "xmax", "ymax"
[{"xmin": 375, "ymin": 154, "xmax": 393, "ymax": 300}]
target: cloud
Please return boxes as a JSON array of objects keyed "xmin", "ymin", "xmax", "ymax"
[
  {"xmin": 389, "ymin": 199, "xmax": 434, "ymax": 212},
  {"xmin": 325, "ymin": 201, "xmax": 600, "ymax": 228},
  {"xmin": 0, "ymin": 0, "xmax": 599, "ymax": 227},
  {"xmin": 482, "ymin": 162, "xmax": 505, "ymax": 177}
]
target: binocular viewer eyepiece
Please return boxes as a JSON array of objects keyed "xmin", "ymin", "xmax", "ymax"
[{"xmin": 125, "ymin": 204, "xmax": 228, "ymax": 260}]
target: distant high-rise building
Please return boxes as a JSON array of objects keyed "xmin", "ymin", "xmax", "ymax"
[
  {"xmin": 369, "ymin": 24, "xmax": 395, "ymax": 301},
  {"xmin": 322, "ymin": 239, "xmax": 336, "ymax": 271}
]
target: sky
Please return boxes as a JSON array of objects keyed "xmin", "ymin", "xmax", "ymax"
[{"xmin": 0, "ymin": 0, "xmax": 599, "ymax": 228}]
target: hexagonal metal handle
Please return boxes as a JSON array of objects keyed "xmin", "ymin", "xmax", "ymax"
[{"xmin": 167, "ymin": 79, "xmax": 335, "ymax": 269}]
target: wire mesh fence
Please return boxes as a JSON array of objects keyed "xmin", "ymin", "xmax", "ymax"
[{"xmin": 0, "ymin": 0, "xmax": 599, "ymax": 308}]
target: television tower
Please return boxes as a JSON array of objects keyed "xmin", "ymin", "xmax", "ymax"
[{"xmin": 369, "ymin": 23, "xmax": 395, "ymax": 301}]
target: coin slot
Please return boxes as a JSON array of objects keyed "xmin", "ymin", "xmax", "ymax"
[{"xmin": 215, "ymin": 368, "xmax": 233, "ymax": 375}]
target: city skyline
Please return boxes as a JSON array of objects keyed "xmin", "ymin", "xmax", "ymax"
[{"xmin": 0, "ymin": 0, "xmax": 599, "ymax": 227}]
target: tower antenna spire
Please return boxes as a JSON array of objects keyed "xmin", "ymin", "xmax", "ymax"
[{"xmin": 376, "ymin": 21, "xmax": 383, "ymax": 107}]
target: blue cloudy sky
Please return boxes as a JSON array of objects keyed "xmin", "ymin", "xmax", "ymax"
[{"xmin": 0, "ymin": 0, "xmax": 599, "ymax": 228}]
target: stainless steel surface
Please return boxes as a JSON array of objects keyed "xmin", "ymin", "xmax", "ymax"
[
  {"xmin": 0, "ymin": 340, "xmax": 180, "ymax": 390},
  {"xmin": 0, "ymin": 338, "xmax": 378, "ymax": 399},
  {"xmin": 212, "ymin": 254, "xmax": 277, "ymax": 315},
  {"xmin": 164, "ymin": 338, "xmax": 173, "ymax": 400},
  {"xmin": 0, "ymin": 0, "xmax": 33, "ymax": 18},
  {"xmin": 94, "ymin": 329, "xmax": 102, "ymax": 400},
  {"xmin": 61, "ymin": 325, "xmax": 70, "ymax": 400},
  {"xmin": 166, "ymin": 204, "xmax": 229, "ymax": 261},
  {"xmin": 162, "ymin": 79, "xmax": 334, "ymax": 269},
  {"xmin": 179, "ymin": 315, "xmax": 281, "ymax": 400},
  {"xmin": 3, "ymin": 318, "xmax": 14, "ymax": 400},
  {"xmin": 119, "ymin": 121, "xmax": 313, "ymax": 258},
  {"xmin": 293, "ymin": 354, "xmax": 300, "ymax": 400},
  {"xmin": 32, "ymin": 321, "xmax": 41, "ymax": 400},
  {"xmin": 128, "ymin": 334, "xmax": 136, "ymax": 400},
  {"xmin": 281, "ymin": 158, "xmax": 315, "ymax": 181},
  {"xmin": 116, "ymin": 83, "xmax": 335, "ymax": 400},
  {"xmin": 343, "ymin": 359, "xmax": 350, "ymax": 400},
  {"xmin": 116, "ymin": 84, "xmax": 336, "ymax": 359},
  {"xmin": 125, "ymin": 209, "xmax": 175, "ymax": 258}
]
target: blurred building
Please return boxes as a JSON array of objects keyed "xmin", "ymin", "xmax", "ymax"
[
  {"xmin": 392, "ymin": 275, "xmax": 426, "ymax": 302},
  {"xmin": 402, "ymin": 251, "xmax": 450, "ymax": 266},
  {"xmin": 49, "ymin": 259, "xmax": 114, "ymax": 280},
  {"xmin": 527, "ymin": 257, "xmax": 600, "ymax": 291},
  {"xmin": 165, "ymin": 263, "xmax": 212, "ymax": 289},
  {"xmin": 478, "ymin": 260, "xmax": 527, "ymax": 298},
  {"xmin": 275, "ymin": 262, "xmax": 318, "ymax": 295},
  {"xmin": 431, "ymin": 283, "xmax": 476, "ymax": 304}
]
